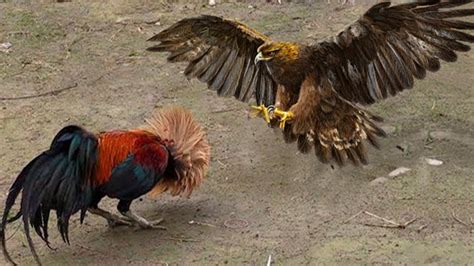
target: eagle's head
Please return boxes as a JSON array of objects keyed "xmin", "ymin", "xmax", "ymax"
[{"xmin": 255, "ymin": 42, "xmax": 300, "ymax": 65}]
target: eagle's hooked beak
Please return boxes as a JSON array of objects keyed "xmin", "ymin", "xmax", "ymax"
[{"xmin": 254, "ymin": 52, "xmax": 264, "ymax": 65}]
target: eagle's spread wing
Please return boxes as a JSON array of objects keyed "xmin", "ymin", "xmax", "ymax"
[
  {"xmin": 289, "ymin": 1, "xmax": 474, "ymax": 165},
  {"xmin": 309, "ymin": 1, "xmax": 474, "ymax": 105},
  {"xmin": 148, "ymin": 15, "xmax": 277, "ymax": 105}
]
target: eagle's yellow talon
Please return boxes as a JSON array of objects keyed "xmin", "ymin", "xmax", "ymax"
[
  {"xmin": 273, "ymin": 108, "xmax": 294, "ymax": 129},
  {"xmin": 250, "ymin": 104, "xmax": 271, "ymax": 124}
]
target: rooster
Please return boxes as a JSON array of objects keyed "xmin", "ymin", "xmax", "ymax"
[{"xmin": 0, "ymin": 107, "xmax": 210, "ymax": 265}]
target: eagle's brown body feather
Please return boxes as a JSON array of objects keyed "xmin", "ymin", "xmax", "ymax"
[{"xmin": 148, "ymin": 0, "xmax": 474, "ymax": 165}]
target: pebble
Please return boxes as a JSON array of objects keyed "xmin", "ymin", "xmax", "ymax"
[
  {"xmin": 425, "ymin": 158, "xmax": 443, "ymax": 166},
  {"xmin": 429, "ymin": 131, "xmax": 450, "ymax": 141},
  {"xmin": 388, "ymin": 167, "xmax": 411, "ymax": 178},
  {"xmin": 0, "ymin": 42, "xmax": 12, "ymax": 53}
]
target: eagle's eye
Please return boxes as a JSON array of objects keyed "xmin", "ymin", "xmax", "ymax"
[{"xmin": 264, "ymin": 49, "xmax": 279, "ymax": 57}]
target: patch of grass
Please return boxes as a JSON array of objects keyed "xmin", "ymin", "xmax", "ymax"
[
  {"xmin": 13, "ymin": 11, "xmax": 35, "ymax": 27},
  {"xmin": 6, "ymin": 9, "xmax": 65, "ymax": 48}
]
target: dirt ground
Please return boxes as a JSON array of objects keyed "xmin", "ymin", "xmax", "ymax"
[{"xmin": 0, "ymin": 0, "xmax": 473, "ymax": 265}]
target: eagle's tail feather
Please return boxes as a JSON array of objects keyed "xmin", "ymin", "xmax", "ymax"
[{"xmin": 309, "ymin": 105, "xmax": 386, "ymax": 166}]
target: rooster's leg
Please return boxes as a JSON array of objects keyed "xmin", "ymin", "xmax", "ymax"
[
  {"xmin": 118, "ymin": 200, "xmax": 166, "ymax": 230},
  {"xmin": 88, "ymin": 207, "xmax": 133, "ymax": 227}
]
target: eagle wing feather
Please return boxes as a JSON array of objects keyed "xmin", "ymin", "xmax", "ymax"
[
  {"xmin": 308, "ymin": 1, "xmax": 474, "ymax": 105},
  {"xmin": 148, "ymin": 15, "xmax": 277, "ymax": 105}
]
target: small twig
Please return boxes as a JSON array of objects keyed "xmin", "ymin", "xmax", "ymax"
[
  {"xmin": 8, "ymin": 31, "xmax": 30, "ymax": 36},
  {"xmin": 110, "ymin": 25, "xmax": 125, "ymax": 40},
  {"xmin": 188, "ymin": 220, "xmax": 217, "ymax": 227},
  {"xmin": 0, "ymin": 83, "xmax": 78, "ymax": 101},
  {"xmin": 1, "ymin": 63, "xmax": 117, "ymax": 101},
  {"xmin": 362, "ymin": 223, "xmax": 400, "ymax": 228},
  {"xmin": 267, "ymin": 254, "xmax": 272, "ymax": 266},
  {"xmin": 451, "ymin": 212, "xmax": 473, "ymax": 229},
  {"xmin": 417, "ymin": 224, "xmax": 428, "ymax": 232},
  {"xmin": 346, "ymin": 210, "xmax": 418, "ymax": 229},
  {"xmin": 161, "ymin": 237, "xmax": 199, "ymax": 243},
  {"xmin": 452, "ymin": 212, "xmax": 468, "ymax": 226},
  {"xmin": 363, "ymin": 216, "xmax": 417, "ymax": 229},
  {"xmin": 65, "ymin": 36, "xmax": 86, "ymax": 59},
  {"xmin": 216, "ymin": 159, "xmax": 227, "ymax": 167},
  {"xmin": 402, "ymin": 218, "xmax": 419, "ymax": 227},
  {"xmin": 363, "ymin": 211, "xmax": 400, "ymax": 226},
  {"xmin": 86, "ymin": 66, "xmax": 119, "ymax": 86},
  {"xmin": 344, "ymin": 210, "xmax": 363, "ymax": 224}
]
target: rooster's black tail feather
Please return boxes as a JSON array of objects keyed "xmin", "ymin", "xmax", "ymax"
[{"xmin": 1, "ymin": 125, "xmax": 98, "ymax": 265}]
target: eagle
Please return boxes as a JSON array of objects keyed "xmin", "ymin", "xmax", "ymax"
[{"xmin": 147, "ymin": 1, "xmax": 474, "ymax": 166}]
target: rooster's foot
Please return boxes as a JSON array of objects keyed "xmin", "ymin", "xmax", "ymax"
[
  {"xmin": 88, "ymin": 208, "xmax": 133, "ymax": 228},
  {"xmin": 122, "ymin": 211, "xmax": 167, "ymax": 230}
]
